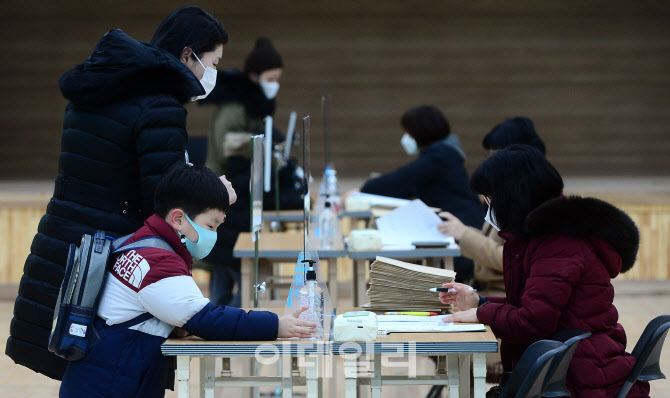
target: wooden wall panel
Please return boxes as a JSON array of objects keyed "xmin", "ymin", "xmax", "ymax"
[
  {"xmin": 1, "ymin": 1, "xmax": 669, "ymax": 179},
  {"xmin": 0, "ymin": 197, "xmax": 667, "ymax": 284}
]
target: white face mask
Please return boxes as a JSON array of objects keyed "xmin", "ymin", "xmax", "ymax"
[
  {"xmin": 192, "ymin": 52, "xmax": 217, "ymax": 101},
  {"xmin": 484, "ymin": 204, "xmax": 500, "ymax": 231},
  {"xmin": 259, "ymin": 79, "xmax": 280, "ymax": 99},
  {"xmin": 400, "ymin": 133, "xmax": 419, "ymax": 156}
]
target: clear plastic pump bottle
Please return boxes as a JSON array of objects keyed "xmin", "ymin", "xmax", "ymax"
[{"xmin": 297, "ymin": 267, "xmax": 324, "ymax": 340}]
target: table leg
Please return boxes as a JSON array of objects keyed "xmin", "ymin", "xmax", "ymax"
[
  {"xmin": 327, "ymin": 258, "xmax": 338, "ymax": 307},
  {"xmin": 443, "ymin": 256, "xmax": 454, "ymax": 271},
  {"xmin": 344, "ymin": 357, "xmax": 358, "ymax": 398},
  {"xmin": 472, "ymin": 353, "xmax": 486, "ymax": 398},
  {"xmin": 177, "ymin": 356, "xmax": 191, "ymax": 398},
  {"xmin": 371, "ymin": 354, "xmax": 382, "ymax": 398},
  {"xmin": 459, "ymin": 354, "xmax": 471, "ymax": 398},
  {"xmin": 281, "ymin": 354, "xmax": 293, "ymax": 398},
  {"xmin": 353, "ymin": 260, "xmax": 367, "ymax": 307},
  {"xmin": 200, "ymin": 357, "xmax": 215, "ymax": 398},
  {"xmin": 241, "ymin": 258, "xmax": 254, "ymax": 308},
  {"xmin": 447, "ymin": 354, "xmax": 459, "ymax": 397},
  {"xmin": 305, "ymin": 355, "xmax": 319, "ymax": 398}
]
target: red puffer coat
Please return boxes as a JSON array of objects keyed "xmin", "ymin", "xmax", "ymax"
[{"xmin": 477, "ymin": 196, "xmax": 650, "ymax": 398}]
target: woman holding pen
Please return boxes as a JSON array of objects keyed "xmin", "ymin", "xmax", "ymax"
[{"xmin": 439, "ymin": 145, "xmax": 649, "ymax": 397}]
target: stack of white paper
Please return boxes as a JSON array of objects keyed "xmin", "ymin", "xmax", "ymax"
[
  {"xmin": 377, "ymin": 321, "xmax": 487, "ymax": 333},
  {"xmin": 376, "ymin": 314, "xmax": 487, "ymax": 332}
]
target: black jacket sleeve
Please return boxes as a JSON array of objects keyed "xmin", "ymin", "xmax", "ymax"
[{"xmin": 360, "ymin": 151, "xmax": 440, "ymax": 199}]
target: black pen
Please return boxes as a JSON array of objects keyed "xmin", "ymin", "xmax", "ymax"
[{"xmin": 429, "ymin": 287, "xmax": 476, "ymax": 293}]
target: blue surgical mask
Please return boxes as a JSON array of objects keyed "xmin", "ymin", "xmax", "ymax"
[{"xmin": 181, "ymin": 214, "xmax": 218, "ymax": 259}]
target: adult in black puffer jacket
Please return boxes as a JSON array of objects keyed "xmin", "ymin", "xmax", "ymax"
[
  {"xmin": 6, "ymin": 6, "xmax": 228, "ymax": 380},
  {"xmin": 360, "ymin": 105, "xmax": 485, "ymax": 282}
]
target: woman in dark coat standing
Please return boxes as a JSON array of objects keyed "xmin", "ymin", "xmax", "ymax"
[
  {"xmin": 440, "ymin": 145, "xmax": 649, "ymax": 397},
  {"xmin": 359, "ymin": 105, "xmax": 485, "ymax": 282},
  {"xmin": 6, "ymin": 6, "xmax": 228, "ymax": 380}
]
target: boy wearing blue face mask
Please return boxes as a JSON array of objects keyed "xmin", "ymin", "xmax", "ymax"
[{"xmin": 59, "ymin": 164, "xmax": 316, "ymax": 397}]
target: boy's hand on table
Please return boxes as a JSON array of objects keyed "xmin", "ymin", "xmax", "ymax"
[
  {"xmin": 278, "ymin": 306, "xmax": 317, "ymax": 339},
  {"xmin": 172, "ymin": 327, "xmax": 190, "ymax": 338},
  {"xmin": 441, "ymin": 308, "xmax": 479, "ymax": 323},
  {"xmin": 439, "ymin": 282, "xmax": 479, "ymax": 310}
]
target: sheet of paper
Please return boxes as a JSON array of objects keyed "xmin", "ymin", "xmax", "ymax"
[
  {"xmin": 377, "ymin": 315, "xmax": 446, "ymax": 322},
  {"xmin": 377, "ymin": 321, "xmax": 487, "ymax": 333},
  {"xmin": 375, "ymin": 200, "xmax": 456, "ymax": 246},
  {"xmin": 351, "ymin": 192, "xmax": 411, "ymax": 208}
]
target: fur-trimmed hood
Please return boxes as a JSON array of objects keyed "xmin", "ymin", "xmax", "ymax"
[
  {"xmin": 524, "ymin": 195, "xmax": 639, "ymax": 273},
  {"xmin": 59, "ymin": 29, "xmax": 203, "ymax": 105}
]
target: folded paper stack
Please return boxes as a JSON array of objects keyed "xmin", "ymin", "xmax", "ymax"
[{"xmin": 365, "ymin": 256, "xmax": 456, "ymax": 314}]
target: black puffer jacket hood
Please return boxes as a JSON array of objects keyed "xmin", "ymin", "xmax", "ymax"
[
  {"xmin": 198, "ymin": 69, "xmax": 275, "ymax": 118},
  {"xmin": 59, "ymin": 29, "xmax": 203, "ymax": 105},
  {"xmin": 524, "ymin": 195, "xmax": 640, "ymax": 273}
]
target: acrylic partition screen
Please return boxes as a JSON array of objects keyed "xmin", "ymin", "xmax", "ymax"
[
  {"xmin": 250, "ymin": 134, "xmax": 265, "ymax": 233},
  {"xmin": 302, "ymin": 116, "xmax": 312, "ymax": 251},
  {"xmin": 264, "ymin": 116, "xmax": 273, "ymax": 193},
  {"xmin": 284, "ymin": 111, "xmax": 297, "ymax": 160}
]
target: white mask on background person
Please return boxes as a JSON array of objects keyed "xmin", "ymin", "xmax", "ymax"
[
  {"xmin": 400, "ymin": 133, "xmax": 419, "ymax": 155},
  {"xmin": 259, "ymin": 79, "xmax": 280, "ymax": 99},
  {"xmin": 484, "ymin": 204, "xmax": 500, "ymax": 231},
  {"xmin": 191, "ymin": 52, "xmax": 217, "ymax": 101}
]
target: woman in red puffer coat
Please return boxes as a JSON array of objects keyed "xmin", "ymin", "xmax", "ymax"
[{"xmin": 440, "ymin": 145, "xmax": 649, "ymax": 398}]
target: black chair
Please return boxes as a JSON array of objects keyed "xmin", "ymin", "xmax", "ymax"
[
  {"xmin": 616, "ymin": 315, "xmax": 670, "ymax": 398},
  {"xmin": 499, "ymin": 340, "xmax": 567, "ymax": 398},
  {"xmin": 542, "ymin": 329, "xmax": 592, "ymax": 397}
]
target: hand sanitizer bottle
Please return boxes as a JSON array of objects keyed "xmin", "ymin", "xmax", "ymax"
[
  {"xmin": 298, "ymin": 267, "xmax": 324, "ymax": 340},
  {"xmin": 318, "ymin": 200, "xmax": 339, "ymax": 249}
]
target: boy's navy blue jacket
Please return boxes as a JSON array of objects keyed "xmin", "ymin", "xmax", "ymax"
[
  {"xmin": 59, "ymin": 214, "xmax": 279, "ymax": 397},
  {"xmin": 7, "ymin": 29, "xmax": 205, "ymax": 379},
  {"xmin": 361, "ymin": 139, "xmax": 485, "ymax": 231}
]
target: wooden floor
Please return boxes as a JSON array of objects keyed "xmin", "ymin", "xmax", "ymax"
[{"xmin": 0, "ymin": 280, "xmax": 668, "ymax": 397}]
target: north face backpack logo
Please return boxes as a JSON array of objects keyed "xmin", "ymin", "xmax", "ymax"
[{"xmin": 112, "ymin": 250, "xmax": 151, "ymax": 289}]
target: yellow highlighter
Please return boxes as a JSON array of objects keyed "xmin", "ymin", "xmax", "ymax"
[{"xmin": 383, "ymin": 312, "xmax": 438, "ymax": 316}]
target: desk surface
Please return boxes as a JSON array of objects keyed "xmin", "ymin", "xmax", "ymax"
[
  {"xmin": 161, "ymin": 308, "xmax": 498, "ymax": 357},
  {"xmin": 233, "ymin": 232, "xmax": 346, "ymax": 259}
]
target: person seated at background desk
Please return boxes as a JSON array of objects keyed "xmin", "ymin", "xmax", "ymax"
[
  {"xmin": 357, "ymin": 105, "xmax": 484, "ymax": 282},
  {"xmin": 202, "ymin": 36, "xmax": 283, "ymax": 176},
  {"xmin": 201, "ymin": 125, "xmax": 304, "ymax": 307},
  {"xmin": 440, "ymin": 145, "xmax": 649, "ymax": 398},
  {"xmin": 59, "ymin": 164, "xmax": 315, "ymax": 398},
  {"xmin": 437, "ymin": 116, "xmax": 545, "ymax": 295}
]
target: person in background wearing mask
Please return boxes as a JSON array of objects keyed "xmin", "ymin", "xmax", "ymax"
[
  {"xmin": 358, "ymin": 105, "xmax": 485, "ymax": 283},
  {"xmin": 198, "ymin": 37, "xmax": 290, "ymax": 307},
  {"xmin": 438, "ymin": 117, "xmax": 546, "ymax": 296},
  {"xmin": 202, "ymin": 37, "xmax": 283, "ymax": 176},
  {"xmin": 440, "ymin": 145, "xmax": 649, "ymax": 398},
  {"xmin": 6, "ymin": 6, "xmax": 227, "ymax": 382}
]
